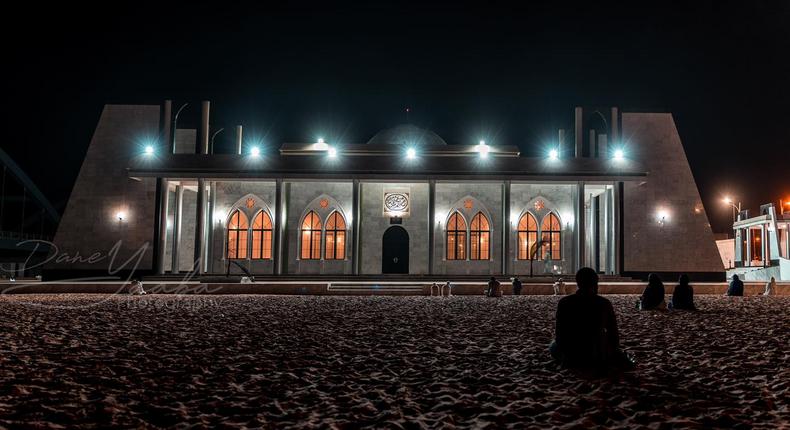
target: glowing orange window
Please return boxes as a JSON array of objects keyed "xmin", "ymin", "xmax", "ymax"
[
  {"xmin": 251, "ymin": 211, "xmax": 273, "ymax": 260},
  {"xmin": 301, "ymin": 211, "xmax": 322, "ymax": 259},
  {"xmin": 470, "ymin": 212, "xmax": 490, "ymax": 260},
  {"xmin": 227, "ymin": 210, "xmax": 249, "ymax": 259},
  {"xmin": 541, "ymin": 213, "xmax": 561, "ymax": 260},
  {"xmin": 325, "ymin": 211, "xmax": 346, "ymax": 260},
  {"xmin": 446, "ymin": 212, "xmax": 467, "ymax": 260},
  {"xmin": 517, "ymin": 213, "xmax": 538, "ymax": 260}
]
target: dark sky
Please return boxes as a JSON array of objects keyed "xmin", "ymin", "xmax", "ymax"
[{"xmin": 3, "ymin": 0, "xmax": 789, "ymax": 233}]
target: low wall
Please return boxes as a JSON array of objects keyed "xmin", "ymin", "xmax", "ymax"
[{"xmin": 1, "ymin": 281, "xmax": 788, "ymax": 296}]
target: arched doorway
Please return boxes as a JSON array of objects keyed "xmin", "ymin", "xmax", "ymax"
[{"xmin": 382, "ymin": 226, "xmax": 409, "ymax": 274}]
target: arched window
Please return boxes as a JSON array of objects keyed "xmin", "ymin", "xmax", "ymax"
[
  {"xmin": 325, "ymin": 211, "xmax": 346, "ymax": 260},
  {"xmin": 470, "ymin": 212, "xmax": 490, "ymax": 260},
  {"xmin": 300, "ymin": 211, "xmax": 322, "ymax": 259},
  {"xmin": 541, "ymin": 213, "xmax": 562, "ymax": 260},
  {"xmin": 446, "ymin": 212, "xmax": 467, "ymax": 260},
  {"xmin": 227, "ymin": 210, "xmax": 249, "ymax": 259},
  {"xmin": 251, "ymin": 211, "xmax": 273, "ymax": 260},
  {"xmin": 517, "ymin": 213, "xmax": 538, "ymax": 260}
]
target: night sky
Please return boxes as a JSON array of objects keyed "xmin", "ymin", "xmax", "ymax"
[{"xmin": 4, "ymin": 1, "xmax": 789, "ymax": 233}]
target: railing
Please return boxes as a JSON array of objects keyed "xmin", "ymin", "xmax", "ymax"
[{"xmin": 0, "ymin": 230, "xmax": 53, "ymax": 241}]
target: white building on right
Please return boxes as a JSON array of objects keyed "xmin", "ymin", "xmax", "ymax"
[{"xmin": 730, "ymin": 202, "xmax": 790, "ymax": 281}]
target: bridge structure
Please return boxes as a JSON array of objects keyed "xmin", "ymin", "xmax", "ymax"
[{"xmin": 0, "ymin": 147, "xmax": 60, "ymax": 278}]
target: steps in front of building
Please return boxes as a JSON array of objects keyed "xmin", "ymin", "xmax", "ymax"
[{"xmin": 142, "ymin": 274, "xmax": 639, "ymax": 283}]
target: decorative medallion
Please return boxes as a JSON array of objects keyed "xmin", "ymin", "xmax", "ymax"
[
  {"xmin": 383, "ymin": 190, "xmax": 410, "ymax": 217},
  {"xmin": 464, "ymin": 199, "xmax": 473, "ymax": 209},
  {"xmin": 246, "ymin": 198, "xmax": 255, "ymax": 209},
  {"xmin": 385, "ymin": 193, "xmax": 409, "ymax": 211},
  {"xmin": 319, "ymin": 199, "xmax": 329, "ymax": 208},
  {"xmin": 534, "ymin": 199, "xmax": 545, "ymax": 211}
]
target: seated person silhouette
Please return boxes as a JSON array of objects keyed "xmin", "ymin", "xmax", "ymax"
[
  {"xmin": 550, "ymin": 267, "xmax": 634, "ymax": 370},
  {"xmin": 486, "ymin": 277, "xmax": 502, "ymax": 297},
  {"xmin": 670, "ymin": 274, "xmax": 696, "ymax": 310},
  {"xmin": 638, "ymin": 273, "xmax": 666, "ymax": 310},
  {"xmin": 764, "ymin": 276, "xmax": 776, "ymax": 296},
  {"xmin": 727, "ymin": 274, "xmax": 744, "ymax": 296}
]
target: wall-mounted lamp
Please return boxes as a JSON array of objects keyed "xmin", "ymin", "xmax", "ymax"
[{"xmin": 656, "ymin": 209, "xmax": 668, "ymax": 227}]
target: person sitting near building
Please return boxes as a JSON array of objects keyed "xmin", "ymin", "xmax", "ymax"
[
  {"xmin": 669, "ymin": 274, "xmax": 696, "ymax": 310},
  {"xmin": 727, "ymin": 274, "xmax": 744, "ymax": 296},
  {"xmin": 430, "ymin": 282, "xmax": 440, "ymax": 296},
  {"xmin": 638, "ymin": 273, "xmax": 666, "ymax": 310},
  {"xmin": 763, "ymin": 276, "xmax": 776, "ymax": 296},
  {"xmin": 444, "ymin": 281, "xmax": 453, "ymax": 297},
  {"xmin": 553, "ymin": 277, "xmax": 566, "ymax": 296},
  {"xmin": 512, "ymin": 276, "xmax": 523, "ymax": 296},
  {"xmin": 486, "ymin": 277, "xmax": 501, "ymax": 297},
  {"xmin": 549, "ymin": 267, "xmax": 634, "ymax": 371},
  {"xmin": 128, "ymin": 279, "xmax": 146, "ymax": 295}
]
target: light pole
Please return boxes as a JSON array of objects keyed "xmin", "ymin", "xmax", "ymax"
[
  {"xmin": 171, "ymin": 103, "xmax": 189, "ymax": 153},
  {"xmin": 210, "ymin": 128, "xmax": 225, "ymax": 154},
  {"xmin": 722, "ymin": 197, "xmax": 741, "ymax": 224}
]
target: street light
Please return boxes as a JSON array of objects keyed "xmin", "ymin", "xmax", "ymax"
[
  {"xmin": 171, "ymin": 102, "xmax": 189, "ymax": 153},
  {"xmin": 722, "ymin": 197, "xmax": 741, "ymax": 224},
  {"xmin": 210, "ymin": 128, "xmax": 225, "ymax": 154}
]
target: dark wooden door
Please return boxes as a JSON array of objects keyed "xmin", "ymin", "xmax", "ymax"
[{"xmin": 382, "ymin": 226, "xmax": 409, "ymax": 274}]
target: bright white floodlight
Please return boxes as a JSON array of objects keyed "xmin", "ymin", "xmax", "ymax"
[
  {"xmin": 548, "ymin": 149, "xmax": 558, "ymax": 160},
  {"xmin": 250, "ymin": 146, "xmax": 261, "ymax": 157},
  {"xmin": 144, "ymin": 145, "xmax": 154, "ymax": 155},
  {"xmin": 328, "ymin": 146, "xmax": 337, "ymax": 158},
  {"xmin": 406, "ymin": 147, "xmax": 416, "ymax": 159},
  {"xmin": 613, "ymin": 149, "xmax": 624, "ymax": 160}
]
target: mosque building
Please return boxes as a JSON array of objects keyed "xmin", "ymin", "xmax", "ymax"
[{"xmin": 47, "ymin": 102, "xmax": 725, "ymax": 280}]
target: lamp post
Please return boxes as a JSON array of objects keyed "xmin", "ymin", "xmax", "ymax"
[
  {"xmin": 171, "ymin": 103, "xmax": 189, "ymax": 153},
  {"xmin": 210, "ymin": 128, "xmax": 224, "ymax": 154},
  {"xmin": 722, "ymin": 197, "xmax": 741, "ymax": 224}
]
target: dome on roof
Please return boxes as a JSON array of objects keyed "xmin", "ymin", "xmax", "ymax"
[{"xmin": 366, "ymin": 124, "xmax": 447, "ymax": 146}]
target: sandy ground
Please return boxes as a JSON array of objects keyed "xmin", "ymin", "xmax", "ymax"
[{"xmin": 0, "ymin": 294, "xmax": 787, "ymax": 429}]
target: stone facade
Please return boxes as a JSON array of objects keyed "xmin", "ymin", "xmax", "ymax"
[
  {"xmin": 49, "ymin": 105, "xmax": 159, "ymax": 274},
  {"xmin": 359, "ymin": 182, "xmax": 429, "ymax": 275},
  {"xmin": 509, "ymin": 183, "xmax": 577, "ymax": 277},
  {"xmin": 48, "ymin": 104, "xmax": 726, "ymax": 281},
  {"xmin": 622, "ymin": 113, "xmax": 724, "ymax": 274}
]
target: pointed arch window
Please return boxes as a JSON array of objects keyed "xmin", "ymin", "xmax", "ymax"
[
  {"xmin": 470, "ymin": 212, "xmax": 490, "ymax": 260},
  {"xmin": 300, "ymin": 211, "xmax": 322, "ymax": 260},
  {"xmin": 517, "ymin": 213, "xmax": 538, "ymax": 260},
  {"xmin": 251, "ymin": 211, "xmax": 273, "ymax": 260},
  {"xmin": 325, "ymin": 211, "xmax": 346, "ymax": 260},
  {"xmin": 227, "ymin": 210, "xmax": 249, "ymax": 259},
  {"xmin": 446, "ymin": 212, "xmax": 467, "ymax": 260},
  {"xmin": 541, "ymin": 213, "xmax": 562, "ymax": 260}
]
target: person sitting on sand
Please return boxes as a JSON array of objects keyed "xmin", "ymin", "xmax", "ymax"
[
  {"xmin": 512, "ymin": 276, "xmax": 523, "ymax": 296},
  {"xmin": 444, "ymin": 281, "xmax": 453, "ymax": 297},
  {"xmin": 128, "ymin": 279, "xmax": 146, "ymax": 295},
  {"xmin": 727, "ymin": 274, "xmax": 744, "ymax": 297},
  {"xmin": 549, "ymin": 267, "xmax": 634, "ymax": 370},
  {"xmin": 763, "ymin": 276, "xmax": 776, "ymax": 296},
  {"xmin": 638, "ymin": 273, "xmax": 666, "ymax": 310},
  {"xmin": 486, "ymin": 277, "xmax": 501, "ymax": 297},
  {"xmin": 430, "ymin": 282, "xmax": 440, "ymax": 296},
  {"xmin": 670, "ymin": 274, "xmax": 696, "ymax": 310},
  {"xmin": 553, "ymin": 278, "xmax": 566, "ymax": 296}
]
